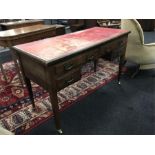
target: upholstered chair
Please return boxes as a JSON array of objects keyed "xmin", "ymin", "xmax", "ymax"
[
  {"xmin": 121, "ymin": 19, "xmax": 155, "ymax": 70},
  {"xmin": 0, "ymin": 125, "xmax": 13, "ymax": 135}
]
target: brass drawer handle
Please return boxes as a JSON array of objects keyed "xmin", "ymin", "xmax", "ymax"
[
  {"xmin": 87, "ymin": 55, "xmax": 94, "ymax": 61},
  {"xmin": 64, "ymin": 64, "xmax": 74, "ymax": 71},
  {"xmin": 66, "ymin": 78, "xmax": 74, "ymax": 84}
]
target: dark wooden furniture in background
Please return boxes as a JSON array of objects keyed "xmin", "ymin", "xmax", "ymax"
[
  {"xmin": 68, "ymin": 19, "xmax": 99, "ymax": 32},
  {"xmin": 97, "ymin": 19, "xmax": 121, "ymax": 28},
  {"xmin": 1, "ymin": 25, "xmax": 50, "ymax": 46},
  {"xmin": 0, "ymin": 24, "xmax": 65, "ymax": 47},
  {"xmin": 13, "ymin": 27, "xmax": 130, "ymax": 133},
  {"xmin": 0, "ymin": 20, "xmax": 44, "ymax": 30},
  {"xmin": 84, "ymin": 19, "xmax": 98, "ymax": 28},
  {"xmin": 68, "ymin": 19, "xmax": 85, "ymax": 32},
  {"xmin": 68, "ymin": 19, "xmax": 121, "ymax": 32},
  {"xmin": 0, "ymin": 19, "xmax": 20, "ymax": 23},
  {"xmin": 0, "ymin": 24, "xmax": 65, "ymax": 83},
  {"xmin": 137, "ymin": 19, "xmax": 155, "ymax": 31},
  {"xmin": 55, "ymin": 24, "xmax": 66, "ymax": 35}
]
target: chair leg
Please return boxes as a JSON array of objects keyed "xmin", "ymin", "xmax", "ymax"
[
  {"xmin": 131, "ymin": 64, "xmax": 140, "ymax": 78},
  {"xmin": 0, "ymin": 63, "xmax": 8, "ymax": 82}
]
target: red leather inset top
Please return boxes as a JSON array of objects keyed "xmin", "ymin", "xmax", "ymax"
[{"xmin": 15, "ymin": 27, "xmax": 128, "ymax": 62}]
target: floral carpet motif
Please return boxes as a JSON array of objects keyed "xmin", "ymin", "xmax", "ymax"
[{"xmin": 0, "ymin": 59, "xmax": 119, "ymax": 134}]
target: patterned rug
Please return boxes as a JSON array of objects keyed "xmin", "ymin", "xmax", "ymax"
[{"xmin": 0, "ymin": 59, "xmax": 119, "ymax": 134}]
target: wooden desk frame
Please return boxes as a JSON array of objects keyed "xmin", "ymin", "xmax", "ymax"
[{"xmin": 13, "ymin": 28, "xmax": 130, "ymax": 133}]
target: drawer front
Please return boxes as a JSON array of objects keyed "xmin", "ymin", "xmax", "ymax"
[
  {"xmin": 54, "ymin": 55, "xmax": 85, "ymax": 76},
  {"xmin": 85, "ymin": 47, "xmax": 99, "ymax": 62},
  {"xmin": 56, "ymin": 68, "xmax": 81, "ymax": 90},
  {"xmin": 100, "ymin": 37, "xmax": 127, "ymax": 56},
  {"xmin": 100, "ymin": 43, "xmax": 114, "ymax": 57}
]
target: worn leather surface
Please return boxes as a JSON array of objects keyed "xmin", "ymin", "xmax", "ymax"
[{"xmin": 15, "ymin": 27, "xmax": 128, "ymax": 62}]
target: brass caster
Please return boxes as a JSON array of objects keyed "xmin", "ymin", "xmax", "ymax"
[{"xmin": 57, "ymin": 129, "xmax": 63, "ymax": 134}]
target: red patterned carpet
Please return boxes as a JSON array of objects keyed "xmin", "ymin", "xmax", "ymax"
[{"xmin": 0, "ymin": 59, "xmax": 119, "ymax": 134}]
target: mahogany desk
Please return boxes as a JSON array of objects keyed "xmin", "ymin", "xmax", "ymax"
[
  {"xmin": 13, "ymin": 27, "xmax": 130, "ymax": 133},
  {"xmin": 0, "ymin": 24, "xmax": 65, "ymax": 83},
  {"xmin": 0, "ymin": 20, "xmax": 44, "ymax": 30}
]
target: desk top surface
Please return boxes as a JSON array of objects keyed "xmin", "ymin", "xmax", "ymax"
[
  {"xmin": 14, "ymin": 27, "xmax": 129, "ymax": 63},
  {"xmin": 0, "ymin": 19, "xmax": 43, "ymax": 26},
  {"xmin": 0, "ymin": 24, "xmax": 56, "ymax": 39}
]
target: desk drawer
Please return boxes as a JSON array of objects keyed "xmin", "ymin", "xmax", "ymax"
[
  {"xmin": 56, "ymin": 68, "xmax": 81, "ymax": 90},
  {"xmin": 100, "ymin": 37, "xmax": 126, "ymax": 56},
  {"xmin": 85, "ymin": 48, "xmax": 99, "ymax": 62},
  {"xmin": 54, "ymin": 55, "xmax": 85, "ymax": 76}
]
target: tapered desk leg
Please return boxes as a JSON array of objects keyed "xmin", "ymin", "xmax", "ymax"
[
  {"xmin": 94, "ymin": 59, "xmax": 97, "ymax": 72},
  {"xmin": 118, "ymin": 55, "xmax": 124, "ymax": 85},
  {"xmin": 12, "ymin": 50, "xmax": 35, "ymax": 110},
  {"xmin": 24, "ymin": 76, "xmax": 35, "ymax": 110},
  {"xmin": 49, "ymin": 91, "xmax": 62, "ymax": 134},
  {"xmin": 118, "ymin": 44, "xmax": 126, "ymax": 85},
  {"xmin": 118, "ymin": 45, "xmax": 127, "ymax": 85}
]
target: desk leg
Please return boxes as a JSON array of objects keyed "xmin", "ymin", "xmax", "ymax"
[
  {"xmin": 94, "ymin": 59, "xmax": 97, "ymax": 72},
  {"xmin": 118, "ymin": 45, "xmax": 127, "ymax": 84},
  {"xmin": 15, "ymin": 51, "xmax": 36, "ymax": 109},
  {"xmin": 118, "ymin": 55, "xmax": 124, "ymax": 85},
  {"xmin": 24, "ymin": 76, "xmax": 35, "ymax": 110},
  {"xmin": 49, "ymin": 91, "xmax": 62, "ymax": 134}
]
